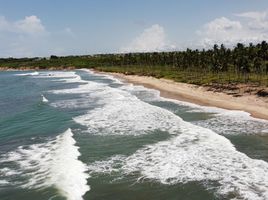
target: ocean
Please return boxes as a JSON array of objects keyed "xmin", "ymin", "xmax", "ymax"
[{"xmin": 0, "ymin": 69, "xmax": 268, "ymax": 200}]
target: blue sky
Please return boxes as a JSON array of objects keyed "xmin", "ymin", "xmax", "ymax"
[{"xmin": 0, "ymin": 0, "xmax": 268, "ymax": 57}]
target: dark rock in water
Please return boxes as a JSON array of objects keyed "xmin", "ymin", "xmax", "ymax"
[{"xmin": 256, "ymin": 89, "xmax": 268, "ymax": 97}]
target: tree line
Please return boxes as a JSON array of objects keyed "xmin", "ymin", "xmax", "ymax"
[{"xmin": 1, "ymin": 41, "xmax": 268, "ymax": 85}]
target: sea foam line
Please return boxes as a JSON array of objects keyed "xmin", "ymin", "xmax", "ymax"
[
  {"xmin": 15, "ymin": 71, "xmax": 39, "ymax": 76},
  {"xmin": 88, "ymin": 119, "xmax": 268, "ymax": 200},
  {"xmin": 18, "ymin": 69, "xmax": 267, "ymax": 199},
  {"xmin": 119, "ymin": 81, "xmax": 268, "ymax": 135},
  {"xmin": 0, "ymin": 129, "xmax": 89, "ymax": 200},
  {"xmin": 75, "ymin": 73, "xmax": 268, "ymax": 199}
]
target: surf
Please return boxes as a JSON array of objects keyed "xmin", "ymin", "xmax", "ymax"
[
  {"xmin": 15, "ymin": 71, "xmax": 39, "ymax": 76},
  {"xmin": 10, "ymin": 70, "xmax": 268, "ymax": 199},
  {"xmin": 0, "ymin": 129, "xmax": 90, "ymax": 200},
  {"xmin": 68, "ymin": 71, "xmax": 268, "ymax": 199},
  {"xmin": 88, "ymin": 114, "xmax": 268, "ymax": 199},
  {"xmin": 42, "ymin": 94, "xmax": 49, "ymax": 103}
]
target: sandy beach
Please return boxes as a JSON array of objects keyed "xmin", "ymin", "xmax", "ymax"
[{"xmin": 105, "ymin": 72, "xmax": 268, "ymax": 120}]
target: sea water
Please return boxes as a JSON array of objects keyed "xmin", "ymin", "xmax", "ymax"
[{"xmin": 0, "ymin": 70, "xmax": 268, "ymax": 200}]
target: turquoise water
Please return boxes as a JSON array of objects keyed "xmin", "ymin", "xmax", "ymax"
[{"xmin": 0, "ymin": 70, "xmax": 268, "ymax": 200}]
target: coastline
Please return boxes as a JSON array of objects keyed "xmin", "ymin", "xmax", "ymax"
[
  {"xmin": 104, "ymin": 72, "xmax": 268, "ymax": 121},
  {"xmin": 1, "ymin": 67, "xmax": 267, "ymax": 120}
]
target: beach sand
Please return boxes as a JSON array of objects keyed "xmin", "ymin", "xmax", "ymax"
[{"xmin": 105, "ymin": 72, "xmax": 268, "ymax": 120}]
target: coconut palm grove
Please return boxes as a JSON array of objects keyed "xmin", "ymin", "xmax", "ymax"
[{"xmin": 1, "ymin": 41, "xmax": 268, "ymax": 86}]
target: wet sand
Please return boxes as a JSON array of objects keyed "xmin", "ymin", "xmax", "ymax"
[{"xmin": 105, "ymin": 72, "xmax": 268, "ymax": 120}]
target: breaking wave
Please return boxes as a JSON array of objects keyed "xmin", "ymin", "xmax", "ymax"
[
  {"xmin": 0, "ymin": 129, "xmax": 89, "ymax": 200},
  {"xmin": 15, "ymin": 71, "xmax": 39, "ymax": 76},
  {"xmin": 42, "ymin": 94, "xmax": 49, "ymax": 103},
  {"xmin": 22, "ymin": 70, "xmax": 268, "ymax": 199},
  {"xmin": 88, "ymin": 120, "xmax": 268, "ymax": 200}
]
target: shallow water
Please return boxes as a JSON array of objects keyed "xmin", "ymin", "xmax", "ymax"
[{"xmin": 0, "ymin": 70, "xmax": 268, "ymax": 200}]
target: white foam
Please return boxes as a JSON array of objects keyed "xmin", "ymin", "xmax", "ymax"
[
  {"xmin": 89, "ymin": 119, "xmax": 268, "ymax": 199},
  {"xmin": 58, "ymin": 71, "xmax": 182, "ymax": 135},
  {"xmin": 59, "ymin": 71, "xmax": 268, "ymax": 137},
  {"xmin": 46, "ymin": 71, "xmax": 116, "ymax": 111},
  {"xmin": 116, "ymin": 77, "xmax": 266, "ymax": 119},
  {"xmin": 50, "ymin": 97, "xmax": 96, "ymax": 109},
  {"xmin": 73, "ymin": 85, "xmax": 183, "ymax": 135},
  {"xmin": 15, "ymin": 71, "xmax": 39, "ymax": 76},
  {"xmin": 102, "ymin": 74, "xmax": 123, "ymax": 84},
  {"xmin": 0, "ymin": 180, "xmax": 9, "ymax": 186},
  {"xmin": 118, "ymin": 83, "xmax": 225, "ymax": 112},
  {"xmin": 0, "ymin": 167, "xmax": 21, "ymax": 176},
  {"xmin": 88, "ymin": 155, "xmax": 125, "ymax": 174},
  {"xmin": 42, "ymin": 95, "xmax": 49, "ymax": 103},
  {"xmin": 37, "ymin": 71, "xmax": 76, "ymax": 78},
  {"xmin": 75, "ymin": 73, "xmax": 268, "ymax": 199},
  {"xmin": 118, "ymin": 81, "xmax": 268, "ymax": 135},
  {"xmin": 0, "ymin": 129, "xmax": 89, "ymax": 200},
  {"xmin": 162, "ymin": 98, "xmax": 268, "ymax": 135},
  {"xmin": 193, "ymin": 110, "xmax": 268, "ymax": 135},
  {"xmin": 62, "ymin": 70, "xmax": 267, "ymax": 130},
  {"xmin": 77, "ymin": 69, "xmax": 93, "ymax": 74},
  {"xmin": 36, "ymin": 71, "xmax": 88, "ymax": 84},
  {"xmin": 89, "ymin": 70, "xmax": 123, "ymax": 84},
  {"xmin": 164, "ymin": 95, "xmax": 268, "ymax": 135},
  {"xmin": 50, "ymin": 80, "xmax": 106, "ymax": 95},
  {"xmin": 120, "ymin": 84, "xmax": 161, "ymax": 101}
]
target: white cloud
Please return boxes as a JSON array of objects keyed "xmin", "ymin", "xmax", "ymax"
[
  {"xmin": 0, "ymin": 16, "xmax": 11, "ymax": 31},
  {"xmin": 0, "ymin": 15, "xmax": 48, "ymax": 57},
  {"xmin": 15, "ymin": 15, "xmax": 46, "ymax": 35},
  {"xmin": 120, "ymin": 24, "xmax": 176, "ymax": 53},
  {"xmin": 197, "ymin": 11, "xmax": 268, "ymax": 48},
  {"xmin": 235, "ymin": 11, "xmax": 267, "ymax": 21},
  {"xmin": 235, "ymin": 11, "xmax": 268, "ymax": 30},
  {"xmin": 0, "ymin": 15, "xmax": 46, "ymax": 35},
  {"xmin": 0, "ymin": 15, "xmax": 76, "ymax": 57}
]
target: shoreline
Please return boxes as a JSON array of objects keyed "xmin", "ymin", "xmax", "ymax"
[
  {"xmin": 1, "ymin": 68, "xmax": 267, "ymax": 120},
  {"xmin": 104, "ymin": 72, "xmax": 268, "ymax": 121}
]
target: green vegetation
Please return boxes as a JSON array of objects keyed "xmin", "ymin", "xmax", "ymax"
[{"xmin": 1, "ymin": 42, "xmax": 268, "ymax": 86}]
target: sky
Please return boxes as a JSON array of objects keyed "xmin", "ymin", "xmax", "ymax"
[{"xmin": 0, "ymin": 0, "xmax": 268, "ymax": 57}]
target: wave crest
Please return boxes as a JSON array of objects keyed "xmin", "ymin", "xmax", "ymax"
[{"xmin": 0, "ymin": 129, "xmax": 89, "ymax": 200}]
